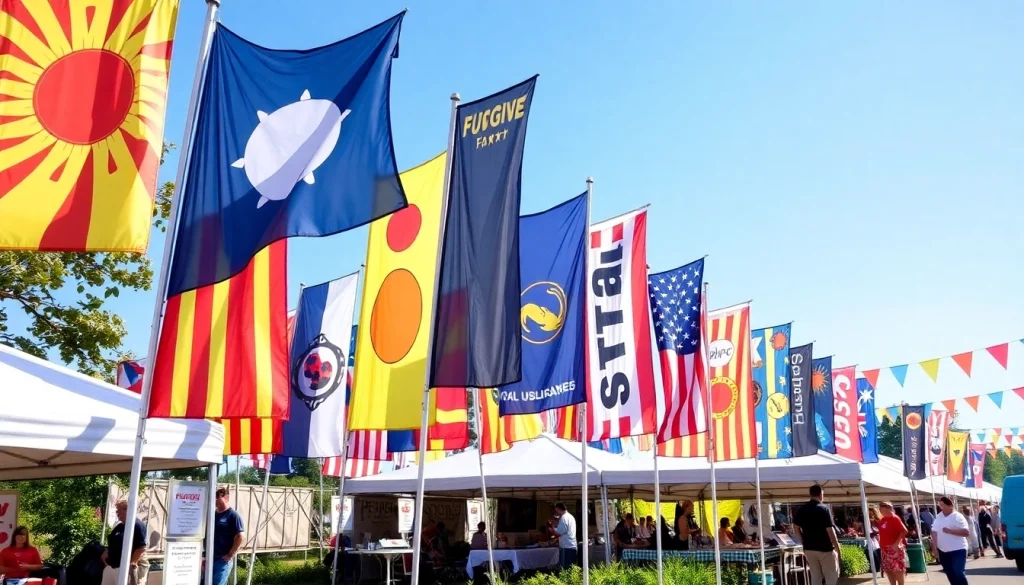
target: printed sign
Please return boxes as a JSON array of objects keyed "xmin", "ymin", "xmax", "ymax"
[
  {"xmin": 398, "ymin": 498, "xmax": 415, "ymax": 534},
  {"xmin": 166, "ymin": 481, "xmax": 209, "ymax": 539},
  {"xmin": 466, "ymin": 500, "xmax": 483, "ymax": 533},
  {"xmin": 331, "ymin": 495, "xmax": 354, "ymax": 534},
  {"xmin": 163, "ymin": 540, "xmax": 203, "ymax": 585}
]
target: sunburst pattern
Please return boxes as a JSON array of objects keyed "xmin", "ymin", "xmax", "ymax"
[{"xmin": 0, "ymin": 0, "xmax": 179, "ymax": 252}]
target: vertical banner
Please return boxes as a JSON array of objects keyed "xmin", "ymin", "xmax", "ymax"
[
  {"xmin": 431, "ymin": 76, "xmax": 539, "ymax": 388},
  {"xmin": 902, "ymin": 404, "xmax": 927, "ymax": 480},
  {"xmin": 585, "ymin": 209, "xmax": 656, "ymax": 440},
  {"xmin": 856, "ymin": 378, "xmax": 878, "ymax": 464},
  {"xmin": 946, "ymin": 431, "xmax": 969, "ymax": 482},
  {"xmin": 789, "ymin": 343, "xmax": 817, "ymax": 457},
  {"xmin": 499, "ymin": 193, "xmax": 588, "ymax": 414},
  {"xmin": 752, "ymin": 324, "xmax": 792, "ymax": 459},
  {"xmin": 925, "ymin": 410, "xmax": 951, "ymax": 476},
  {"xmin": 812, "ymin": 356, "xmax": 835, "ymax": 453},
  {"xmin": 831, "ymin": 365, "xmax": 862, "ymax": 461},
  {"xmin": 964, "ymin": 444, "xmax": 985, "ymax": 489},
  {"xmin": 706, "ymin": 304, "xmax": 756, "ymax": 462}
]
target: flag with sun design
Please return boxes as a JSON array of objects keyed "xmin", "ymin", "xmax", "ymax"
[
  {"xmin": 811, "ymin": 355, "xmax": 836, "ymax": 453},
  {"xmin": 752, "ymin": 323, "xmax": 792, "ymax": 459},
  {"xmin": 0, "ymin": 0, "xmax": 179, "ymax": 252}
]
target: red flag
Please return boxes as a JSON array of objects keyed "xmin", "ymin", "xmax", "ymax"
[
  {"xmin": 657, "ymin": 435, "xmax": 707, "ymax": 457},
  {"xmin": 941, "ymin": 399, "xmax": 956, "ymax": 413},
  {"xmin": 831, "ymin": 366, "xmax": 862, "ymax": 461},
  {"xmin": 553, "ymin": 404, "xmax": 581, "ymax": 441},
  {"xmin": 862, "ymin": 369, "xmax": 880, "ymax": 390},
  {"xmin": 347, "ymin": 431, "xmax": 390, "ymax": 461},
  {"xmin": 963, "ymin": 395, "xmax": 980, "ymax": 412},
  {"xmin": 951, "ymin": 352, "xmax": 973, "ymax": 377}
]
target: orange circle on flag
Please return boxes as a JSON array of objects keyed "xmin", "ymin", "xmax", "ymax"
[
  {"xmin": 34, "ymin": 50, "xmax": 135, "ymax": 145},
  {"xmin": 906, "ymin": 412, "xmax": 922, "ymax": 430},
  {"xmin": 370, "ymin": 269, "xmax": 422, "ymax": 364},
  {"xmin": 711, "ymin": 376, "xmax": 739, "ymax": 420}
]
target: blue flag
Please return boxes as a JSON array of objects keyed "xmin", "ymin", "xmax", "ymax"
[
  {"xmin": 753, "ymin": 324, "xmax": 792, "ymax": 459},
  {"xmin": 588, "ymin": 438, "xmax": 623, "ymax": 454},
  {"xmin": 270, "ymin": 456, "xmax": 294, "ymax": 475},
  {"xmin": 857, "ymin": 377, "xmax": 878, "ymax": 463},
  {"xmin": 430, "ymin": 77, "xmax": 538, "ymax": 388},
  {"xmin": 167, "ymin": 14, "xmax": 406, "ymax": 296},
  {"xmin": 789, "ymin": 343, "xmax": 817, "ymax": 457},
  {"xmin": 812, "ymin": 356, "xmax": 835, "ymax": 453},
  {"xmin": 498, "ymin": 194, "xmax": 587, "ymax": 415}
]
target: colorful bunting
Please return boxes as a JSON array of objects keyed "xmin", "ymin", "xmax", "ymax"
[
  {"xmin": 1014, "ymin": 387, "xmax": 1024, "ymax": 401},
  {"xmin": 987, "ymin": 392, "xmax": 1004, "ymax": 408},
  {"xmin": 963, "ymin": 395, "xmax": 980, "ymax": 412},
  {"xmin": 862, "ymin": 369, "xmax": 881, "ymax": 390},
  {"xmin": 889, "ymin": 365, "xmax": 909, "ymax": 386},
  {"xmin": 918, "ymin": 359, "xmax": 940, "ymax": 382},
  {"xmin": 886, "ymin": 406, "xmax": 899, "ymax": 422},
  {"xmin": 941, "ymin": 399, "xmax": 956, "ymax": 413},
  {"xmin": 951, "ymin": 352, "xmax": 973, "ymax": 377},
  {"xmin": 986, "ymin": 343, "xmax": 1009, "ymax": 369}
]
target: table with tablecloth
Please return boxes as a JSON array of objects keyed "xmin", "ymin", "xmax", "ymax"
[
  {"xmin": 465, "ymin": 547, "xmax": 560, "ymax": 578},
  {"xmin": 620, "ymin": 548, "xmax": 784, "ymax": 564},
  {"xmin": 839, "ymin": 537, "xmax": 868, "ymax": 548}
]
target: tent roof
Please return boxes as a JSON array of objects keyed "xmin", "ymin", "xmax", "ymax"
[
  {"xmin": 0, "ymin": 344, "xmax": 224, "ymax": 480},
  {"xmin": 875, "ymin": 456, "xmax": 1002, "ymax": 503}
]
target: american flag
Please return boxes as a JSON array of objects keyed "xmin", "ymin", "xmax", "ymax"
[
  {"xmin": 648, "ymin": 259, "xmax": 707, "ymax": 443},
  {"xmin": 322, "ymin": 456, "xmax": 385, "ymax": 478},
  {"xmin": 250, "ymin": 454, "xmax": 271, "ymax": 470},
  {"xmin": 348, "ymin": 430, "xmax": 389, "ymax": 461}
]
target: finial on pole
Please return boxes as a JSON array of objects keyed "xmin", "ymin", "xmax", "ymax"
[
  {"xmin": 451, "ymin": 93, "xmax": 460, "ymax": 101},
  {"xmin": 586, "ymin": 176, "xmax": 594, "ymax": 184}
]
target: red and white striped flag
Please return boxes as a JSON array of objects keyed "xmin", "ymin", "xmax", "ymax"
[
  {"xmin": 250, "ymin": 454, "xmax": 272, "ymax": 470},
  {"xmin": 322, "ymin": 456, "xmax": 385, "ymax": 478},
  {"xmin": 348, "ymin": 430, "xmax": 389, "ymax": 460}
]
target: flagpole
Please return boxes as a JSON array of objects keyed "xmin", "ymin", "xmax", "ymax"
[
  {"xmin": 653, "ymin": 445, "xmax": 663, "ymax": 585},
  {"xmin": 318, "ymin": 459, "xmax": 326, "ymax": 558},
  {"xmin": 600, "ymin": 484, "xmax": 612, "ymax": 564},
  {"xmin": 753, "ymin": 455, "xmax": 767, "ymax": 582},
  {"xmin": 703, "ymin": 282, "xmax": 722, "ymax": 585},
  {"xmin": 206, "ymin": 463, "xmax": 219, "ymax": 585},
  {"xmin": 331, "ymin": 269, "xmax": 359, "ymax": 585},
  {"xmin": 117, "ymin": 3, "xmax": 220, "ymax": 585},
  {"xmin": 410, "ymin": 92, "xmax": 460, "ymax": 585},
  {"xmin": 581, "ymin": 176, "xmax": 594, "ymax": 585},
  {"xmin": 859, "ymin": 478, "xmax": 879, "ymax": 585},
  {"xmin": 233, "ymin": 456, "xmax": 241, "ymax": 585},
  {"xmin": 246, "ymin": 456, "xmax": 272, "ymax": 585},
  {"xmin": 472, "ymin": 388, "xmax": 497, "ymax": 581}
]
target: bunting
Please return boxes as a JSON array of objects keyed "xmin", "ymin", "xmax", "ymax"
[
  {"xmin": 889, "ymin": 365, "xmax": 908, "ymax": 387},
  {"xmin": 986, "ymin": 343, "xmax": 1009, "ymax": 369},
  {"xmin": 987, "ymin": 392, "xmax": 1003, "ymax": 408},
  {"xmin": 951, "ymin": 352, "xmax": 973, "ymax": 376},
  {"xmin": 918, "ymin": 359, "xmax": 940, "ymax": 382},
  {"xmin": 860, "ymin": 337, "xmax": 1018, "ymax": 387}
]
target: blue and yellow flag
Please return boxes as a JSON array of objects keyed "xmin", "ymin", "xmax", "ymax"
[
  {"xmin": 753, "ymin": 324, "xmax": 792, "ymax": 459},
  {"xmin": 812, "ymin": 355, "xmax": 835, "ymax": 453}
]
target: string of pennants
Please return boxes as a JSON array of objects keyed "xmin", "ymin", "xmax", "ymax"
[
  {"xmin": 861, "ymin": 338, "xmax": 1022, "ymax": 388},
  {"xmin": 875, "ymin": 387, "xmax": 1024, "ymax": 423}
]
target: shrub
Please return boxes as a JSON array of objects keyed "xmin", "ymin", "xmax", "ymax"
[
  {"xmin": 518, "ymin": 559, "xmax": 747, "ymax": 585},
  {"xmin": 839, "ymin": 544, "xmax": 870, "ymax": 577},
  {"xmin": 237, "ymin": 558, "xmax": 328, "ymax": 585}
]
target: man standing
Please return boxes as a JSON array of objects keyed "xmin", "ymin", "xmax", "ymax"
[
  {"xmin": 976, "ymin": 505, "xmax": 1002, "ymax": 558},
  {"xmin": 102, "ymin": 500, "xmax": 149, "ymax": 585},
  {"xmin": 920, "ymin": 507, "xmax": 935, "ymax": 537},
  {"xmin": 931, "ymin": 496, "xmax": 970, "ymax": 585},
  {"xmin": 553, "ymin": 503, "xmax": 578, "ymax": 569},
  {"xmin": 990, "ymin": 505, "xmax": 1003, "ymax": 553},
  {"xmin": 212, "ymin": 488, "xmax": 245, "ymax": 585},
  {"xmin": 794, "ymin": 484, "xmax": 842, "ymax": 585}
]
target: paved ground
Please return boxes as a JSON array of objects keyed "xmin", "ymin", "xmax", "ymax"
[{"xmin": 844, "ymin": 556, "xmax": 1021, "ymax": 585}]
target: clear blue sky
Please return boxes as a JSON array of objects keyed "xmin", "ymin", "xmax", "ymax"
[{"xmin": 119, "ymin": 1, "xmax": 1024, "ymax": 433}]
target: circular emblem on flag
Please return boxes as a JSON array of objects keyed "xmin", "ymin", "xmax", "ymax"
[
  {"xmin": 905, "ymin": 412, "xmax": 923, "ymax": 430},
  {"xmin": 767, "ymin": 393, "xmax": 790, "ymax": 419},
  {"xmin": 710, "ymin": 377, "xmax": 739, "ymax": 420},
  {"xmin": 752, "ymin": 380, "xmax": 763, "ymax": 407},
  {"xmin": 520, "ymin": 282, "xmax": 567, "ymax": 345},
  {"xmin": 291, "ymin": 334, "xmax": 345, "ymax": 411}
]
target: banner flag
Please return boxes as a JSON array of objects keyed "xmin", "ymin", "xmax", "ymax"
[
  {"xmin": 116, "ymin": 360, "xmax": 146, "ymax": 394},
  {"xmin": 926, "ymin": 410, "xmax": 951, "ymax": 476},
  {"xmin": 812, "ymin": 356, "xmax": 835, "ymax": 453},
  {"xmin": 167, "ymin": 13, "xmax": 406, "ymax": 296},
  {"xmin": 986, "ymin": 343, "xmax": 1009, "ymax": 369},
  {"xmin": 430, "ymin": 76, "xmax": 538, "ymax": 388},
  {"xmin": 222, "ymin": 418, "xmax": 281, "ymax": 455},
  {"xmin": 481, "ymin": 389, "xmax": 542, "ymax": 454},
  {"xmin": 657, "ymin": 435, "xmax": 707, "ymax": 458},
  {"xmin": 553, "ymin": 404, "xmax": 580, "ymax": 441},
  {"xmin": 585, "ymin": 208, "xmax": 656, "ymax": 440},
  {"xmin": 857, "ymin": 378, "xmax": 878, "ymax": 463},
  {"xmin": 951, "ymin": 352, "xmax": 973, "ymax": 377},
  {"xmin": 349, "ymin": 154, "xmax": 446, "ymax": 430},
  {"xmin": 831, "ymin": 365, "xmax": 862, "ymax": 461},
  {"xmin": 947, "ymin": 431, "xmax": 969, "ymax": 482},
  {"xmin": 789, "ymin": 343, "xmax": 817, "ymax": 457},
  {"xmin": 919, "ymin": 359, "xmax": 940, "ymax": 382},
  {"xmin": 149, "ymin": 241, "xmax": 288, "ymax": 419},
  {"xmin": 901, "ymin": 404, "xmax": 927, "ymax": 479},
  {"xmin": 0, "ymin": 0, "xmax": 179, "ymax": 252},
  {"xmin": 636, "ymin": 434, "xmax": 654, "ymax": 452},
  {"xmin": 280, "ymin": 273, "xmax": 358, "ymax": 457},
  {"xmin": 498, "ymin": 193, "xmax": 587, "ymax": 414},
  {"xmin": 649, "ymin": 259, "xmax": 707, "ymax": 442},
  {"xmin": 386, "ymin": 388, "xmax": 469, "ymax": 452},
  {"xmin": 752, "ymin": 323, "xmax": 792, "ymax": 459},
  {"xmin": 964, "ymin": 443, "xmax": 986, "ymax": 488},
  {"xmin": 706, "ymin": 303, "xmax": 755, "ymax": 462},
  {"xmin": 323, "ymin": 456, "xmax": 386, "ymax": 478}
]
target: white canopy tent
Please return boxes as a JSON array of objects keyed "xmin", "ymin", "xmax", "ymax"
[
  {"xmin": 875, "ymin": 456, "xmax": 1002, "ymax": 503},
  {"xmin": 0, "ymin": 344, "xmax": 224, "ymax": 480}
]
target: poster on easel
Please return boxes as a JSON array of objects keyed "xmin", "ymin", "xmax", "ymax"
[
  {"xmin": 163, "ymin": 540, "xmax": 203, "ymax": 585},
  {"xmin": 0, "ymin": 491, "xmax": 19, "ymax": 552},
  {"xmin": 165, "ymin": 480, "xmax": 209, "ymax": 539}
]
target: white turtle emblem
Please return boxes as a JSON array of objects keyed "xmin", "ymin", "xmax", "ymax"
[{"xmin": 232, "ymin": 90, "xmax": 350, "ymax": 208}]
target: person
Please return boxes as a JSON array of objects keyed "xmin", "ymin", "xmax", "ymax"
[
  {"xmin": 553, "ymin": 502, "xmax": 578, "ymax": 569},
  {"xmin": 794, "ymin": 484, "xmax": 842, "ymax": 585},
  {"xmin": 961, "ymin": 507, "xmax": 979, "ymax": 559},
  {"xmin": 920, "ymin": 507, "xmax": 934, "ymax": 537},
  {"xmin": 976, "ymin": 505, "xmax": 1002, "ymax": 558},
  {"xmin": 0, "ymin": 526, "xmax": 43, "ymax": 579},
  {"xmin": 717, "ymin": 518, "xmax": 735, "ymax": 547},
  {"xmin": 868, "ymin": 507, "xmax": 883, "ymax": 571},
  {"xmin": 102, "ymin": 499, "xmax": 149, "ymax": 585},
  {"xmin": 613, "ymin": 513, "xmax": 646, "ymax": 555},
  {"xmin": 675, "ymin": 500, "xmax": 700, "ymax": 549},
  {"xmin": 732, "ymin": 518, "xmax": 751, "ymax": 545},
  {"xmin": 991, "ymin": 505, "xmax": 1003, "ymax": 551},
  {"xmin": 471, "ymin": 522, "xmax": 488, "ymax": 550},
  {"xmin": 212, "ymin": 487, "xmax": 245, "ymax": 585},
  {"xmin": 931, "ymin": 497, "xmax": 970, "ymax": 585},
  {"xmin": 877, "ymin": 502, "xmax": 908, "ymax": 585},
  {"xmin": 634, "ymin": 514, "xmax": 651, "ymax": 540}
]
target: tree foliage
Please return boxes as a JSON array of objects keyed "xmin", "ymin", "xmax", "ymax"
[
  {"xmin": 0, "ymin": 477, "xmax": 109, "ymax": 564},
  {"xmin": 877, "ymin": 418, "xmax": 901, "ymax": 459}
]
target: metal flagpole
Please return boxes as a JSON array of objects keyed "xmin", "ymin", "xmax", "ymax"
[
  {"xmin": 246, "ymin": 457, "xmax": 272, "ymax": 585},
  {"xmin": 100, "ymin": 477, "xmax": 112, "ymax": 545},
  {"xmin": 410, "ymin": 92, "xmax": 460, "ymax": 585},
  {"xmin": 330, "ymin": 270, "xmax": 360, "ymax": 585},
  {"xmin": 206, "ymin": 464, "xmax": 219, "ymax": 585},
  {"xmin": 654, "ymin": 446, "xmax": 663, "ymax": 585},
  {"xmin": 233, "ymin": 456, "xmax": 241, "ymax": 585},
  {"xmin": 600, "ymin": 485, "xmax": 612, "ymax": 564},
  {"xmin": 581, "ymin": 176, "xmax": 594, "ymax": 585},
  {"xmin": 117, "ymin": 3, "xmax": 221, "ymax": 585},
  {"xmin": 859, "ymin": 479, "xmax": 879, "ymax": 585},
  {"xmin": 928, "ymin": 474, "xmax": 939, "ymax": 522},
  {"xmin": 703, "ymin": 282, "xmax": 722, "ymax": 585},
  {"xmin": 319, "ymin": 459, "xmax": 326, "ymax": 557},
  {"xmin": 472, "ymin": 388, "xmax": 497, "ymax": 581},
  {"xmin": 753, "ymin": 455, "xmax": 767, "ymax": 582},
  {"xmin": 908, "ymin": 484, "xmax": 921, "ymax": 540}
]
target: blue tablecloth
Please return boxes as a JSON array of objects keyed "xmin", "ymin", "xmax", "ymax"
[{"xmin": 621, "ymin": 548, "xmax": 783, "ymax": 563}]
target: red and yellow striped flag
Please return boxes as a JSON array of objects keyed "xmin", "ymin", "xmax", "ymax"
[
  {"xmin": 148, "ymin": 241, "xmax": 288, "ymax": 419},
  {"xmin": 635, "ymin": 434, "xmax": 654, "ymax": 452},
  {"xmin": 0, "ymin": 0, "xmax": 179, "ymax": 252},
  {"xmin": 221, "ymin": 418, "xmax": 281, "ymax": 455},
  {"xmin": 428, "ymin": 387, "xmax": 470, "ymax": 450},
  {"xmin": 706, "ymin": 304, "xmax": 755, "ymax": 462},
  {"xmin": 480, "ymin": 389, "xmax": 542, "ymax": 455},
  {"xmin": 553, "ymin": 404, "xmax": 581, "ymax": 441},
  {"xmin": 657, "ymin": 434, "xmax": 707, "ymax": 457}
]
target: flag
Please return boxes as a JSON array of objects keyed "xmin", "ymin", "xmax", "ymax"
[
  {"xmin": 222, "ymin": 418, "xmax": 281, "ymax": 455},
  {"xmin": 348, "ymin": 430, "xmax": 390, "ymax": 461},
  {"xmin": 498, "ymin": 193, "xmax": 587, "ymax": 414},
  {"xmin": 657, "ymin": 435, "xmax": 707, "ymax": 457},
  {"xmin": 386, "ymin": 388, "xmax": 470, "ymax": 451},
  {"xmin": 116, "ymin": 359, "xmax": 146, "ymax": 394},
  {"xmin": 636, "ymin": 434, "xmax": 654, "ymax": 452},
  {"xmin": 964, "ymin": 444, "xmax": 986, "ymax": 488},
  {"xmin": 856, "ymin": 378, "xmax": 878, "ymax": 464},
  {"xmin": 480, "ymin": 389, "xmax": 542, "ymax": 455},
  {"xmin": 280, "ymin": 273, "xmax": 358, "ymax": 457},
  {"xmin": 430, "ymin": 76, "xmax": 538, "ymax": 388},
  {"xmin": 250, "ymin": 454, "xmax": 271, "ymax": 470},
  {"xmin": 349, "ymin": 153, "xmax": 446, "ymax": 430},
  {"xmin": 323, "ymin": 456, "xmax": 385, "ymax": 478},
  {"xmin": 588, "ymin": 438, "xmax": 623, "ymax": 454},
  {"xmin": 926, "ymin": 410, "xmax": 951, "ymax": 476},
  {"xmin": 706, "ymin": 303, "xmax": 755, "ymax": 461},
  {"xmin": 649, "ymin": 259, "xmax": 707, "ymax": 443},
  {"xmin": 789, "ymin": 343, "xmax": 817, "ymax": 457},
  {"xmin": 812, "ymin": 356, "xmax": 835, "ymax": 453},
  {"xmin": 946, "ymin": 431, "xmax": 969, "ymax": 482},
  {"xmin": 149, "ymin": 241, "xmax": 288, "ymax": 419},
  {"xmin": 0, "ymin": 0, "xmax": 178, "ymax": 252},
  {"xmin": 831, "ymin": 365, "xmax": 862, "ymax": 461},
  {"xmin": 553, "ymin": 404, "xmax": 581, "ymax": 441},
  {"xmin": 752, "ymin": 323, "xmax": 792, "ymax": 459},
  {"xmin": 901, "ymin": 404, "xmax": 926, "ymax": 479},
  {"xmin": 586, "ymin": 209, "xmax": 656, "ymax": 440},
  {"xmin": 166, "ymin": 14, "xmax": 406, "ymax": 296}
]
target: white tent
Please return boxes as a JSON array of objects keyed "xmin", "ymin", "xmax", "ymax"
[
  {"xmin": 0, "ymin": 344, "xmax": 224, "ymax": 480},
  {"xmin": 876, "ymin": 456, "xmax": 1002, "ymax": 503}
]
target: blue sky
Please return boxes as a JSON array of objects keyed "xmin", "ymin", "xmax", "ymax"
[{"xmin": 112, "ymin": 1, "xmax": 1024, "ymax": 434}]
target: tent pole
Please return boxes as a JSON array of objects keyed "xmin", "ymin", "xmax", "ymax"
[
  {"xmin": 233, "ymin": 456, "xmax": 241, "ymax": 585},
  {"xmin": 654, "ymin": 447, "xmax": 663, "ymax": 585},
  {"xmin": 753, "ymin": 455, "xmax": 767, "ymax": 581},
  {"xmin": 928, "ymin": 474, "xmax": 939, "ymax": 524},
  {"xmin": 100, "ymin": 477, "xmax": 113, "ymax": 545},
  {"xmin": 702, "ymin": 282, "xmax": 722, "ymax": 585},
  {"xmin": 600, "ymin": 484, "xmax": 612, "ymax": 564},
  {"xmin": 859, "ymin": 479, "xmax": 879, "ymax": 585},
  {"xmin": 580, "ymin": 403, "xmax": 590, "ymax": 585},
  {"xmin": 246, "ymin": 458, "xmax": 272, "ymax": 585},
  {"xmin": 206, "ymin": 464, "xmax": 218, "ymax": 585},
  {"xmin": 472, "ymin": 388, "xmax": 497, "ymax": 581}
]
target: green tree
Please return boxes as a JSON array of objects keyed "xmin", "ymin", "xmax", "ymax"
[
  {"xmin": 0, "ymin": 477, "xmax": 110, "ymax": 564},
  {"xmin": 983, "ymin": 451, "xmax": 1009, "ymax": 486},
  {"xmin": 1009, "ymin": 450, "xmax": 1024, "ymax": 477},
  {"xmin": 877, "ymin": 418, "xmax": 902, "ymax": 459}
]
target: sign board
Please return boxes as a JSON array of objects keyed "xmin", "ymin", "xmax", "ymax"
[
  {"xmin": 0, "ymin": 491, "xmax": 19, "ymax": 553},
  {"xmin": 398, "ymin": 498, "xmax": 415, "ymax": 534},
  {"xmin": 162, "ymin": 540, "xmax": 203, "ymax": 585},
  {"xmin": 466, "ymin": 500, "xmax": 483, "ymax": 532},
  {"xmin": 352, "ymin": 496, "xmax": 467, "ymax": 542},
  {"xmin": 331, "ymin": 495, "xmax": 353, "ymax": 534},
  {"xmin": 166, "ymin": 481, "xmax": 209, "ymax": 539}
]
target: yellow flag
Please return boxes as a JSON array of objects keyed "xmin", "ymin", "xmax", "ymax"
[
  {"xmin": 946, "ymin": 431, "xmax": 969, "ymax": 481},
  {"xmin": 349, "ymin": 153, "xmax": 446, "ymax": 430},
  {"xmin": 919, "ymin": 358, "xmax": 940, "ymax": 382}
]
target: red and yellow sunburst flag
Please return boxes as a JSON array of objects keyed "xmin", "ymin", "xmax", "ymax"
[
  {"xmin": 0, "ymin": 0, "xmax": 179, "ymax": 251},
  {"xmin": 706, "ymin": 303, "xmax": 755, "ymax": 462},
  {"xmin": 221, "ymin": 418, "xmax": 281, "ymax": 456},
  {"xmin": 479, "ymin": 389, "xmax": 543, "ymax": 455}
]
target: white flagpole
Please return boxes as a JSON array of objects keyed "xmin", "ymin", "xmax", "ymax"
[
  {"xmin": 410, "ymin": 92, "xmax": 460, "ymax": 585},
  {"xmin": 233, "ymin": 456, "xmax": 241, "ymax": 585},
  {"xmin": 703, "ymin": 282, "xmax": 722, "ymax": 585},
  {"xmin": 246, "ymin": 457, "xmax": 272, "ymax": 585},
  {"xmin": 206, "ymin": 464, "xmax": 219, "ymax": 585},
  {"xmin": 928, "ymin": 474, "xmax": 939, "ymax": 520},
  {"xmin": 600, "ymin": 485, "xmax": 612, "ymax": 564},
  {"xmin": 472, "ymin": 388, "xmax": 497, "ymax": 581},
  {"xmin": 330, "ymin": 270, "xmax": 360, "ymax": 585},
  {"xmin": 117, "ymin": 3, "xmax": 220, "ymax": 585},
  {"xmin": 318, "ymin": 459, "xmax": 326, "ymax": 558},
  {"xmin": 859, "ymin": 479, "xmax": 879, "ymax": 585},
  {"xmin": 581, "ymin": 176, "xmax": 594, "ymax": 585},
  {"xmin": 654, "ymin": 446, "xmax": 663, "ymax": 585},
  {"xmin": 753, "ymin": 455, "xmax": 767, "ymax": 582}
]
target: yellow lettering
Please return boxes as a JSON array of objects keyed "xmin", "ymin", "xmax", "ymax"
[
  {"xmin": 514, "ymin": 95, "xmax": 526, "ymax": 119},
  {"xmin": 503, "ymin": 101, "xmax": 515, "ymax": 123},
  {"xmin": 490, "ymin": 105, "xmax": 503, "ymax": 129},
  {"xmin": 471, "ymin": 113, "xmax": 483, "ymax": 135},
  {"xmin": 462, "ymin": 115, "xmax": 473, "ymax": 137}
]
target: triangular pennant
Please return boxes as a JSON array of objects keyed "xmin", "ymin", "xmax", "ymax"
[
  {"xmin": 890, "ymin": 364, "xmax": 909, "ymax": 386},
  {"xmin": 1004, "ymin": 447, "xmax": 1013, "ymax": 457},
  {"xmin": 963, "ymin": 395, "xmax": 980, "ymax": 412},
  {"xmin": 875, "ymin": 407, "xmax": 887, "ymax": 423},
  {"xmin": 863, "ymin": 369, "xmax": 881, "ymax": 390},
  {"xmin": 924, "ymin": 403, "xmax": 934, "ymax": 419},
  {"xmin": 987, "ymin": 447, "xmax": 998, "ymax": 458},
  {"xmin": 918, "ymin": 358, "xmax": 940, "ymax": 382},
  {"xmin": 987, "ymin": 391, "xmax": 1004, "ymax": 408},
  {"xmin": 951, "ymin": 351, "xmax": 973, "ymax": 377},
  {"xmin": 1014, "ymin": 387, "xmax": 1024, "ymax": 401},
  {"xmin": 941, "ymin": 399, "xmax": 956, "ymax": 412},
  {"xmin": 986, "ymin": 343, "xmax": 1009, "ymax": 369},
  {"xmin": 886, "ymin": 406, "xmax": 899, "ymax": 422}
]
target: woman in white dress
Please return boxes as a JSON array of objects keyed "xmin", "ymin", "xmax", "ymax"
[{"xmin": 961, "ymin": 506, "xmax": 980, "ymax": 559}]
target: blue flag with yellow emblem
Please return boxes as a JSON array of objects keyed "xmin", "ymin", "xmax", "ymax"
[
  {"xmin": 498, "ymin": 193, "xmax": 587, "ymax": 415},
  {"xmin": 812, "ymin": 356, "xmax": 836, "ymax": 453},
  {"xmin": 753, "ymin": 323, "xmax": 792, "ymax": 459},
  {"xmin": 857, "ymin": 377, "xmax": 879, "ymax": 463},
  {"xmin": 167, "ymin": 14, "xmax": 406, "ymax": 296}
]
